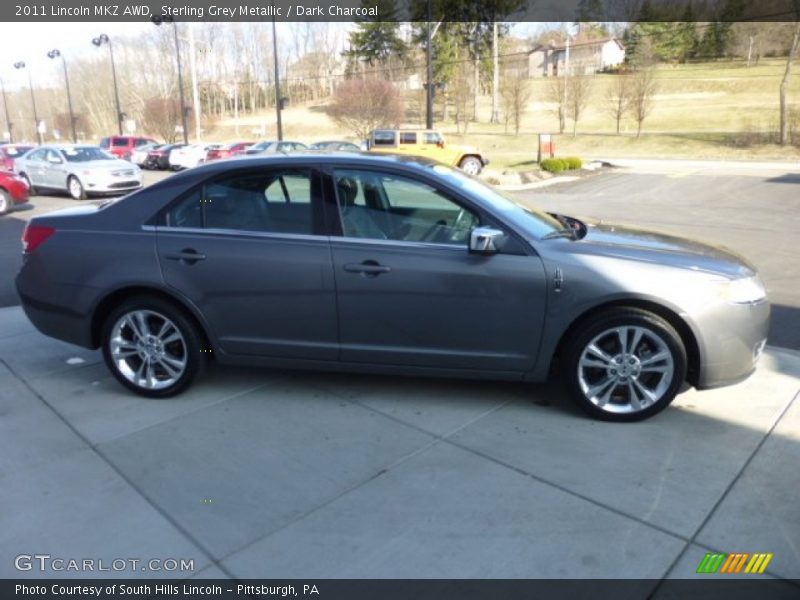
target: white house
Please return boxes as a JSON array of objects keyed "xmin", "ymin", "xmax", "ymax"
[{"xmin": 527, "ymin": 38, "xmax": 626, "ymax": 77}]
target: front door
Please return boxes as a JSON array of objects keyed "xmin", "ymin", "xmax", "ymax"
[
  {"xmin": 157, "ymin": 166, "xmax": 338, "ymax": 360},
  {"xmin": 328, "ymin": 167, "xmax": 548, "ymax": 373}
]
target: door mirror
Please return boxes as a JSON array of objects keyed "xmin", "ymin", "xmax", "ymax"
[{"xmin": 469, "ymin": 226, "xmax": 505, "ymax": 255}]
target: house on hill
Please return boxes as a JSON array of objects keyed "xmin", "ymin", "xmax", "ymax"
[{"xmin": 528, "ymin": 38, "xmax": 625, "ymax": 77}]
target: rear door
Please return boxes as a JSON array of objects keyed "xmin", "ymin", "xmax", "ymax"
[{"xmin": 156, "ymin": 165, "xmax": 338, "ymax": 360}]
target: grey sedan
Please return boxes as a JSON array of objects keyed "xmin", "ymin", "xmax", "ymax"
[
  {"xmin": 15, "ymin": 154, "xmax": 769, "ymax": 421},
  {"xmin": 15, "ymin": 144, "xmax": 143, "ymax": 199}
]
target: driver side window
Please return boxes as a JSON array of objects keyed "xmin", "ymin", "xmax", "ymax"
[{"xmin": 333, "ymin": 169, "xmax": 478, "ymax": 245}]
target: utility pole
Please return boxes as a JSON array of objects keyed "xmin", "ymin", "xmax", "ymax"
[
  {"xmin": 172, "ymin": 22, "xmax": 189, "ymax": 144},
  {"xmin": 272, "ymin": 8, "xmax": 283, "ymax": 141},
  {"xmin": 491, "ymin": 22, "xmax": 499, "ymax": 123},
  {"xmin": 188, "ymin": 23, "xmax": 202, "ymax": 141},
  {"xmin": 425, "ymin": 0, "xmax": 434, "ymax": 129}
]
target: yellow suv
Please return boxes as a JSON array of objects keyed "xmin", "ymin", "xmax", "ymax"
[{"xmin": 366, "ymin": 129, "xmax": 489, "ymax": 175}]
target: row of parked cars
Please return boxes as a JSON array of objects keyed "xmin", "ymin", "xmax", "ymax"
[
  {"xmin": 126, "ymin": 138, "xmax": 362, "ymax": 172},
  {"xmin": 0, "ymin": 130, "xmax": 489, "ymax": 213}
]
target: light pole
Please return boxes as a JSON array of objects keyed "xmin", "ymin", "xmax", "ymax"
[
  {"xmin": 47, "ymin": 49, "xmax": 77, "ymax": 143},
  {"xmin": 271, "ymin": 7, "xmax": 283, "ymax": 141},
  {"xmin": 0, "ymin": 77, "xmax": 13, "ymax": 142},
  {"xmin": 92, "ymin": 34, "xmax": 124, "ymax": 136},
  {"xmin": 425, "ymin": 0, "xmax": 434, "ymax": 130},
  {"xmin": 152, "ymin": 16, "xmax": 189, "ymax": 144},
  {"xmin": 14, "ymin": 61, "xmax": 42, "ymax": 145}
]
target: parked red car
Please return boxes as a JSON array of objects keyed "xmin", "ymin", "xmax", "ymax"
[
  {"xmin": 99, "ymin": 136, "xmax": 158, "ymax": 161},
  {"xmin": 205, "ymin": 142, "xmax": 255, "ymax": 161},
  {"xmin": 0, "ymin": 169, "xmax": 30, "ymax": 215},
  {"xmin": 0, "ymin": 144, "xmax": 34, "ymax": 172}
]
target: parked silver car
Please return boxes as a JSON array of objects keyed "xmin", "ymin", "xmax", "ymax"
[
  {"xmin": 15, "ymin": 154, "xmax": 769, "ymax": 422},
  {"xmin": 15, "ymin": 144, "xmax": 143, "ymax": 199}
]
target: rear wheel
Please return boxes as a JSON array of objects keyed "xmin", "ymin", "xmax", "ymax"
[
  {"xmin": 68, "ymin": 175, "xmax": 86, "ymax": 200},
  {"xmin": 0, "ymin": 189, "xmax": 9, "ymax": 215},
  {"xmin": 562, "ymin": 307, "xmax": 687, "ymax": 422},
  {"xmin": 458, "ymin": 156, "xmax": 483, "ymax": 176},
  {"xmin": 101, "ymin": 296, "xmax": 207, "ymax": 398}
]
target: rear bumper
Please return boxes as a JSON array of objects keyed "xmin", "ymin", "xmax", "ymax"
[
  {"xmin": 694, "ymin": 299, "xmax": 770, "ymax": 389},
  {"xmin": 16, "ymin": 289, "xmax": 95, "ymax": 348}
]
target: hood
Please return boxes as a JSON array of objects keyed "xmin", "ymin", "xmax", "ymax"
[
  {"xmin": 73, "ymin": 159, "xmax": 134, "ymax": 171},
  {"xmin": 571, "ymin": 217, "xmax": 755, "ymax": 279}
]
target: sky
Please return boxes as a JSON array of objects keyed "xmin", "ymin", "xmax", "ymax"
[{"xmin": 0, "ymin": 20, "xmax": 547, "ymax": 91}]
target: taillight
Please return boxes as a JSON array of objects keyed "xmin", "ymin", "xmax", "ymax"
[{"xmin": 22, "ymin": 225, "xmax": 55, "ymax": 253}]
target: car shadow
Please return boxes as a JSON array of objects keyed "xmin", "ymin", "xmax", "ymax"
[
  {"xmin": 0, "ymin": 214, "xmax": 25, "ymax": 307},
  {"xmin": 765, "ymin": 173, "xmax": 800, "ymax": 184}
]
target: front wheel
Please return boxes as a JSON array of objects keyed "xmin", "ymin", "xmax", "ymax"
[
  {"xmin": 458, "ymin": 156, "xmax": 483, "ymax": 176},
  {"xmin": 561, "ymin": 308, "xmax": 687, "ymax": 422},
  {"xmin": 68, "ymin": 175, "xmax": 86, "ymax": 200},
  {"xmin": 101, "ymin": 296, "xmax": 207, "ymax": 398}
]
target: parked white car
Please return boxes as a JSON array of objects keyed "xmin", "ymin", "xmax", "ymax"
[
  {"xmin": 131, "ymin": 142, "xmax": 161, "ymax": 166},
  {"xmin": 169, "ymin": 144, "xmax": 220, "ymax": 170}
]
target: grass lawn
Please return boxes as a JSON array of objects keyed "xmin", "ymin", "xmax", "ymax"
[{"xmin": 210, "ymin": 58, "xmax": 800, "ymax": 167}]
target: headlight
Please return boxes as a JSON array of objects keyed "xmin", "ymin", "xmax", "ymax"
[{"xmin": 718, "ymin": 276, "xmax": 767, "ymax": 304}]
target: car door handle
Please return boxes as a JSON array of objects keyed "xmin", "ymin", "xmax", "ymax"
[
  {"xmin": 343, "ymin": 261, "xmax": 391, "ymax": 276},
  {"xmin": 164, "ymin": 249, "xmax": 206, "ymax": 264}
]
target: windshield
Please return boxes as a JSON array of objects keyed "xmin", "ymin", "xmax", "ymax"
[
  {"xmin": 62, "ymin": 147, "xmax": 115, "ymax": 162},
  {"xmin": 431, "ymin": 165, "xmax": 562, "ymax": 239}
]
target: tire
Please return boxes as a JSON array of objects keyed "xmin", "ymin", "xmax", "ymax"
[
  {"xmin": 458, "ymin": 156, "xmax": 483, "ymax": 176},
  {"xmin": 0, "ymin": 189, "xmax": 9, "ymax": 215},
  {"xmin": 20, "ymin": 173, "xmax": 36, "ymax": 196},
  {"xmin": 101, "ymin": 296, "xmax": 208, "ymax": 398},
  {"xmin": 561, "ymin": 307, "xmax": 687, "ymax": 422},
  {"xmin": 68, "ymin": 175, "xmax": 86, "ymax": 200}
]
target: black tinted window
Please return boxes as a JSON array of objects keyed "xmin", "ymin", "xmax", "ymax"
[
  {"xmin": 166, "ymin": 169, "xmax": 314, "ymax": 234},
  {"xmin": 400, "ymin": 132, "xmax": 417, "ymax": 144},
  {"xmin": 372, "ymin": 131, "xmax": 396, "ymax": 146}
]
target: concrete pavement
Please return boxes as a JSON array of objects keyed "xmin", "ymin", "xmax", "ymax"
[{"xmin": 1, "ymin": 305, "xmax": 798, "ymax": 582}]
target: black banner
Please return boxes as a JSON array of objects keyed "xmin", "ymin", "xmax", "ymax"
[
  {"xmin": 4, "ymin": 0, "xmax": 800, "ymax": 23},
  {"xmin": 4, "ymin": 579, "xmax": 800, "ymax": 600}
]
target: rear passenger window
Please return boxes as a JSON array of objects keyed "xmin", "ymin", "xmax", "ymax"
[
  {"xmin": 372, "ymin": 131, "xmax": 396, "ymax": 146},
  {"xmin": 165, "ymin": 169, "xmax": 314, "ymax": 234},
  {"xmin": 112, "ymin": 138, "xmax": 128, "ymax": 147},
  {"xmin": 399, "ymin": 132, "xmax": 417, "ymax": 144}
]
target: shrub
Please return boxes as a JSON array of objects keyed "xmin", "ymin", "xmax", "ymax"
[
  {"xmin": 540, "ymin": 158, "xmax": 567, "ymax": 173},
  {"xmin": 564, "ymin": 156, "xmax": 583, "ymax": 170}
]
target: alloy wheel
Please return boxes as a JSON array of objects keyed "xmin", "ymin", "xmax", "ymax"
[
  {"xmin": 109, "ymin": 309, "xmax": 188, "ymax": 391},
  {"xmin": 577, "ymin": 325, "xmax": 675, "ymax": 415}
]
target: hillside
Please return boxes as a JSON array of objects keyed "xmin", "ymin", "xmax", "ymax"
[{"xmin": 209, "ymin": 58, "xmax": 800, "ymax": 166}]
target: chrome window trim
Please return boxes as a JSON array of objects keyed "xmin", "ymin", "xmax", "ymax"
[{"xmin": 149, "ymin": 225, "xmax": 328, "ymax": 243}]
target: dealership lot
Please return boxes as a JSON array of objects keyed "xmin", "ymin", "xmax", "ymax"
[{"xmin": 1, "ymin": 163, "xmax": 798, "ymax": 585}]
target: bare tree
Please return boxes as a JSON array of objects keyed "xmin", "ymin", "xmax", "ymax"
[
  {"xmin": 328, "ymin": 79, "xmax": 404, "ymax": 139},
  {"xmin": 780, "ymin": 20, "xmax": 800, "ymax": 146},
  {"xmin": 452, "ymin": 57, "xmax": 473, "ymax": 134},
  {"xmin": 567, "ymin": 74, "xmax": 593, "ymax": 137},
  {"xmin": 546, "ymin": 75, "xmax": 567, "ymax": 133},
  {"xmin": 630, "ymin": 68, "xmax": 658, "ymax": 138},
  {"xmin": 606, "ymin": 73, "xmax": 631, "ymax": 134},
  {"xmin": 142, "ymin": 97, "xmax": 184, "ymax": 143},
  {"xmin": 500, "ymin": 76, "xmax": 531, "ymax": 136}
]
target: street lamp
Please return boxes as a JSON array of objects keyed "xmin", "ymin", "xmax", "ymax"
[
  {"xmin": 47, "ymin": 49, "xmax": 77, "ymax": 143},
  {"xmin": 0, "ymin": 78, "xmax": 13, "ymax": 143},
  {"xmin": 152, "ymin": 16, "xmax": 189, "ymax": 144},
  {"xmin": 13, "ymin": 61, "xmax": 42, "ymax": 145},
  {"xmin": 92, "ymin": 34, "xmax": 124, "ymax": 136}
]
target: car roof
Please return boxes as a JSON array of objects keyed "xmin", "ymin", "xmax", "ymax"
[{"xmin": 152, "ymin": 152, "xmax": 439, "ymax": 183}]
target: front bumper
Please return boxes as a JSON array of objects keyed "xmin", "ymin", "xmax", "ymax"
[
  {"xmin": 693, "ymin": 299, "xmax": 770, "ymax": 389},
  {"xmin": 82, "ymin": 175, "xmax": 143, "ymax": 195}
]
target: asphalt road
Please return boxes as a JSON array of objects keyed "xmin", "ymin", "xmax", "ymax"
[
  {"xmin": 514, "ymin": 166, "xmax": 800, "ymax": 350},
  {"xmin": 1, "ymin": 165, "xmax": 798, "ymax": 349}
]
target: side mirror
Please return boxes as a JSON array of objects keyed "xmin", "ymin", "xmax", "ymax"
[
  {"xmin": 469, "ymin": 226, "xmax": 505, "ymax": 255},
  {"xmin": 436, "ymin": 141, "xmax": 445, "ymax": 149}
]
